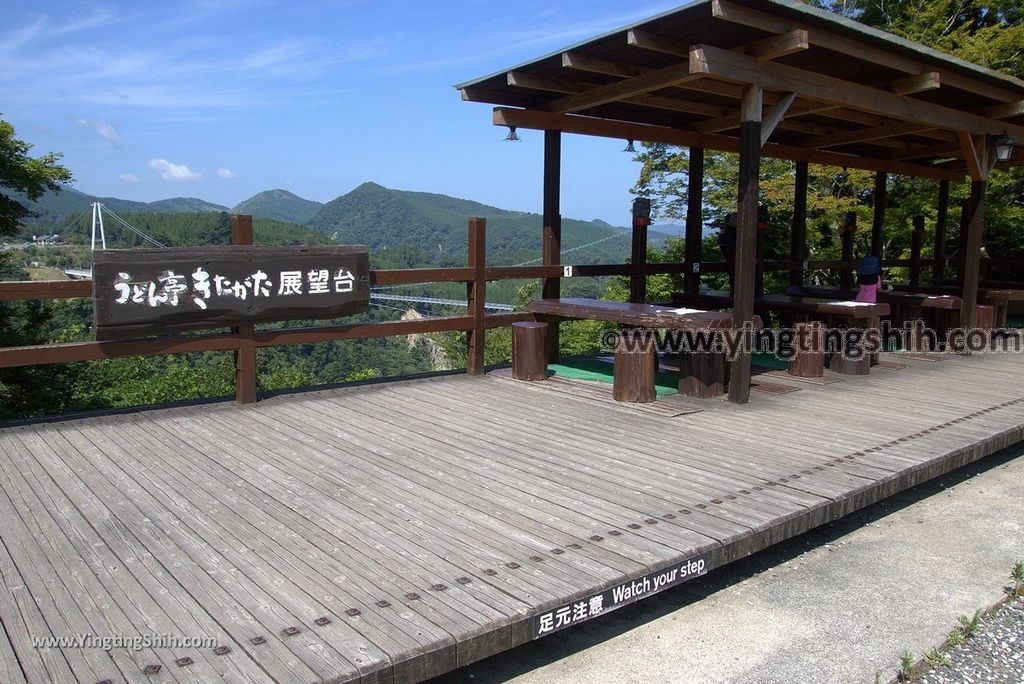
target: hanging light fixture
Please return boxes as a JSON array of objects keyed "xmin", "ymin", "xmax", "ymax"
[
  {"xmin": 504, "ymin": 126, "xmax": 521, "ymax": 142},
  {"xmin": 987, "ymin": 131, "xmax": 1014, "ymax": 162},
  {"xmin": 623, "ymin": 139, "xmax": 636, "ymax": 153}
]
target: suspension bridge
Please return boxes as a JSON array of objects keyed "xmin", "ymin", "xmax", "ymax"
[{"xmin": 71, "ymin": 202, "xmax": 631, "ymax": 312}]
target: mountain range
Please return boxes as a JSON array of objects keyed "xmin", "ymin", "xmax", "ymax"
[{"xmin": 15, "ymin": 182, "xmax": 678, "ymax": 263}]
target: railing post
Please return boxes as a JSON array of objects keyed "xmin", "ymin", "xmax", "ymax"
[
  {"xmin": 629, "ymin": 224, "xmax": 648, "ymax": 303},
  {"xmin": 466, "ymin": 217, "xmax": 486, "ymax": 376},
  {"xmin": 231, "ymin": 215, "xmax": 257, "ymax": 404},
  {"xmin": 909, "ymin": 215, "xmax": 924, "ymax": 286}
]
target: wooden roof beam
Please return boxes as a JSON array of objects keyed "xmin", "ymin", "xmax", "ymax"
[
  {"xmin": 743, "ymin": 30, "xmax": 809, "ymax": 60},
  {"xmin": 689, "ymin": 44, "xmax": 1024, "ymax": 140},
  {"xmin": 628, "ymin": 26, "xmax": 808, "ymax": 62},
  {"xmin": 984, "ymin": 100, "xmax": 1024, "ymax": 119},
  {"xmin": 492, "ymin": 107, "xmax": 963, "ymax": 181},
  {"xmin": 697, "ymin": 68, "xmax": 939, "ymax": 137},
  {"xmin": 710, "ymin": 0, "xmax": 1024, "ymax": 104},
  {"xmin": 887, "ymin": 71, "xmax": 941, "ymax": 95},
  {"xmin": 626, "ymin": 28, "xmax": 688, "ymax": 57},
  {"xmin": 545, "ymin": 61, "xmax": 698, "ymax": 113},
  {"xmin": 511, "ymin": 67, "xmax": 732, "ymax": 118},
  {"xmin": 805, "ymin": 121, "xmax": 940, "ymax": 149},
  {"xmin": 561, "ymin": 51, "xmax": 642, "ymax": 78},
  {"xmin": 507, "ymin": 71, "xmax": 580, "ymax": 94}
]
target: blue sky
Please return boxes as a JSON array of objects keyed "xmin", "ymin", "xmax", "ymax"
[{"xmin": 2, "ymin": 0, "xmax": 687, "ymax": 229}]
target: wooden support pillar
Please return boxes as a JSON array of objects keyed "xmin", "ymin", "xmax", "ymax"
[
  {"xmin": 728, "ymin": 85, "xmax": 761, "ymax": 405},
  {"xmin": 840, "ymin": 213, "xmax": 856, "ymax": 291},
  {"xmin": 466, "ymin": 217, "xmax": 486, "ymax": 375},
  {"xmin": 956, "ymin": 198, "xmax": 970, "ymax": 281},
  {"xmin": 909, "ymin": 215, "xmax": 925, "ymax": 286},
  {"xmin": 231, "ymin": 215, "xmax": 257, "ymax": 405},
  {"xmin": 629, "ymin": 220, "xmax": 648, "ymax": 303},
  {"xmin": 960, "ymin": 179, "xmax": 986, "ymax": 331},
  {"xmin": 684, "ymin": 147, "xmax": 705, "ymax": 296},
  {"xmin": 542, "ymin": 130, "xmax": 561, "ymax": 362},
  {"xmin": 871, "ymin": 171, "xmax": 886, "ymax": 259},
  {"xmin": 932, "ymin": 180, "xmax": 949, "ymax": 281},
  {"xmin": 789, "ymin": 160, "xmax": 808, "ymax": 289}
]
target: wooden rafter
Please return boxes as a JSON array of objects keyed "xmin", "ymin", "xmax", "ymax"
[
  {"xmin": 696, "ymin": 67, "xmax": 941, "ymax": 136},
  {"xmin": 743, "ymin": 30, "xmax": 809, "ymax": 60},
  {"xmin": 545, "ymin": 61, "xmax": 698, "ymax": 113},
  {"xmin": 561, "ymin": 51, "xmax": 642, "ymax": 78},
  {"xmin": 626, "ymin": 28, "xmax": 688, "ymax": 57},
  {"xmin": 689, "ymin": 44, "xmax": 1024, "ymax": 140},
  {"xmin": 804, "ymin": 121, "xmax": 940, "ymax": 149},
  {"xmin": 507, "ymin": 71, "xmax": 581, "ymax": 94},
  {"xmin": 493, "ymin": 107, "xmax": 963, "ymax": 181},
  {"xmin": 984, "ymin": 100, "xmax": 1024, "ymax": 119},
  {"xmin": 887, "ymin": 72, "xmax": 941, "ymax": 95},
  {"xmin": 511, "ymin": 64, "xmax": 733, "ymax": 118}
]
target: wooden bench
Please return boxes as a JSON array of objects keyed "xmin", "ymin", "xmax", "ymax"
[
  {"xmin": 524, "ymin": 298, "xmax": 740, "ymax": 401},
  {"xmin": 671, "ymin": 290, "xmax": 890, "ymax": 376}
]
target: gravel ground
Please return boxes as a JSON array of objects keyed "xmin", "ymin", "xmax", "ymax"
[{"xmin": 919, "ymin": 596, "xmax": 1024, "ymax": 683}]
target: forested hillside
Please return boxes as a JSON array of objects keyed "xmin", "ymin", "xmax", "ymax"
[{"xmin": 233, "ymin": 189, "xmax": 324, "ymax": 224}]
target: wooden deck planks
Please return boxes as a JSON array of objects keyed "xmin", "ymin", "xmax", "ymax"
[{"xmin": 0, "ymin": 348, "xmax": 1021, "ymax": 683}]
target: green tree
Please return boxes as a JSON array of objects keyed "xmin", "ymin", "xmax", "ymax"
[{"xmin": 0, "ymin": 119, "xmax": 72, "ymax": 239}]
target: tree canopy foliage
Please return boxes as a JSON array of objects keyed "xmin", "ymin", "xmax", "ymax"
[{"xmin": 0, "ymin": 120, "xmax": 72, "ymax": 238}]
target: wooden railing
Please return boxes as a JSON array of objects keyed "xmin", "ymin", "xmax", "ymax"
[
  {"xmin": 2, "ymin": 212, "xmax": 1012, "ymax": 407},
  {"xmin": 0, "ymin": 217, "xmax": 706, "ymax": 405}
]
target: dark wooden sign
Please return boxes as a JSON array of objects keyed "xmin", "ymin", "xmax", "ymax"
[{"xmin": 93, "ymin": 246, "xmax": 370, "ymax": 340}]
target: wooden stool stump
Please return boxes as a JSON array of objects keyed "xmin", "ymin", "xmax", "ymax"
[
  {"xmin": 828, "ymin": 352, "xmax": 870, "ymax": 375},
  {"xmin": 787, "ymin": 321, "xmax": 826, "ymax": 378},
  {"xmin": 678, "ymin": 351, "xmax": 725, "ymax": 398},
  {"xmin": 613, "ymin": 335, "xmax": 657, "ymax": 403},
  {"xmin": 511, "ymin": 321, "xmax": 548, "ymax": 381}
]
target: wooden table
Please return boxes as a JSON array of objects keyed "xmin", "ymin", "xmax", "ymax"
[
  {"xmin": 891, "ymin": 283, "xmax": 1022, "ymax": 325},
  {"xmin": 672, "ymin": 290, "xmax": 890, "ymax": 376},
  {"xmin": 787, "ymin": 285, "xmax": 962, "ymax": 352},
  {"xmin": 527, "ymin": 298, "xmax": 737, "ymax": 329},
  {"xmin": 525, "ymin": 298, "xmax": 741, "ymax": 400}
]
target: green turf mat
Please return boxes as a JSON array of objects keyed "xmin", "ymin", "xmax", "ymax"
[
  {"xmin": 751, "ymin": 351, "xmax": 788, "ymax": 370},
  {"xmin": 548, "ymin": 359, "xmax": 679, "ymax": 397}
]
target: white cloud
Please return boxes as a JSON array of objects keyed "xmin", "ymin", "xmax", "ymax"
[
  {"xmin": 118, "ymin": 173, "xmax": 140, "ymax": 183},
  {"xmin": 78, "ymin": 118, "xmax": 122, "ymax": 145},
  {"xmin": 148, "ymin": 158, "xmax": 201, "ymax": 181},
  {"xmin": 216, "ymin": 167, "xmax": 236, "ymax": 179}
]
